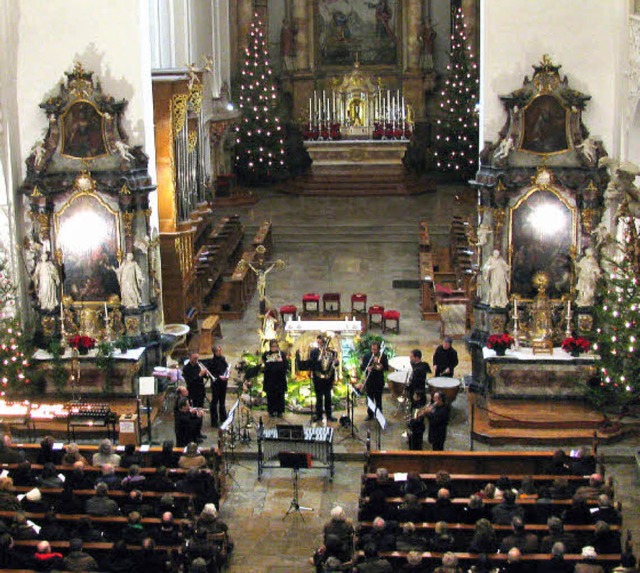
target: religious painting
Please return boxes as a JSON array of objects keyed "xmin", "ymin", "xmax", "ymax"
[
  {"xmin": 519, "ymin": 95, "xmax": 569, "ymax": 154},
  {"xmin": 316, "ymin": 0, "xmax": 400, "ymax": 67},
  {"xmin": 61, "ymin": 101, "xmax": 108, "ymax": 159},
  {"xmin": 54, "ymin": 192, "xmax": 120, "ymax": 301},
  {"xmin": 509, "ymin": 189, "xmax": 575, "ymax": 300}
]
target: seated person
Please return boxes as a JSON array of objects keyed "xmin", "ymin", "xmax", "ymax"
[
  {"xmin": 0, "ymin": 477, "xmax": 21, "ymax": 512},
  {"xmin": 359, "ymin": 517, "xmax": 396, "ymax": 553},
  {"xmin": 36, "ymin": 462, "xmax": 63, "ymax": 488},
  {"xmin": 120, "ymin": 444, "xmax": 143, "ymax": 469},
  {"xmin": 178, "ymin": 442, "xmax": 208, "ymax": 469},
  {"xmin": 570, "ymin": 447, "xmax": 597, "ymax": 476},
  {"xmin": 151, "ymin": 439, "xmax": 180, "ymax": 468},
  {"xmin": 10, "ymin": 461, "xmax": 37, "ymax": 487},
  {"xmin": 145, "ymin": 465, "xmax": 176, "ymax": 493},
  {"xmin": 153, "ymin": 512, "xmax": 182, "ymax": 546},
  {"xmin": 591, "ymin": 494, "xmax": 622, "ymax": 525},
  {"xmin": 95, "ymin": 463, "xmax": 121, "ymax": 490},
  {"xmin": 61, "ymin": 443, "xmax": 88, "ymax": 466},
  {"xmin": 85, "ymin": 482, "xmax": 121, "ymax": 516},
  {"xmin": 562, "ymin": 494, "xmax": 593, "ymax": 525},
  {"xmin": 429, "ymin": 521, "xmax": 455, "ymax": 553},
  {"xmin": 10, "ymin": 512, "xmax": 38, "ymax": 540},
  {"xmin": 428, "ymin": 487, "xmax": 459, "ymax": 523},
  {"xmin": 121, "ymin": 511, "xmax": 147, "ymax": 545},
  {"xmin": 498, "ymin": 516, "xmax": 539, "ymax": 554},
  {"xmin": 66, "ymin": 461, "xmax": 94, "ymax": 490},
  {"xmin": 591, "ymin": 520, "xmax": 622, "ymax": 555},
  {"xmin": 62, "ymin": 537, "xmax": 99, "ymax": 572},
  {"xmin": 462, "ymin": 494, "xmax": 489, "ymax": 524},
  {"xmin": 468, "ymin": 518, "xmax": 498, "ymax": 554},
  {"xmin": 36, "ymin": 435, "xmax": 62, "ymax": 465},
  {"xmin": 92, "ymin": 439, "xmax": 121, "ymax": 467},
  {"xmin": 31, "ymin": 540, "xmax": 64, "ymax": 571},
  {"xmin": 121, "ymin": 489, "xmax": 154, "ymax": 518},
  {"xmin": 353, "ymin": 543, "xmax": 392, "ymax": 573},
  {"xmin": 396, "ymin": 521, "xmax": 428, "ymax": 552},
  {"xmin": 323, "ymin": 506, "xmax": 354, "ymax": 557},
  {"xmin": 397, "ymin": 493, "xmax": 424, "ymax": 524},
  {"xmin": 121, "ymin": 464, "xmax": 146, "ymax": 491}
]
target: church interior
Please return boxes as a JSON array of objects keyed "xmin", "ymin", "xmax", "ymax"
[{"xmin": 1, "ymin": 0, "xmax": 640, "ymax": 572}]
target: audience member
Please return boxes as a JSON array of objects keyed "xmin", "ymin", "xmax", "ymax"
[
  {"xmin": 360, "ymin": 516, "xmax": 396, "ymax": 553},
  {"xmin": 106, "ymin": 539, "xmax": 137, "ymax": 572},
  {"xmin": 396, "ymin": 521, "xmax": 428, "ymax": 552},
  {"xmin": 36, "ymin": 435, "xmax": 61, "ymax": 465},
  {"xmin": 540, "ymin": 516, "xmax": 578, "ymax": 553},
  {"xmin": 563, "ymin": 494, "xmax": 594, "ymax": 525},
  {"xmin": 543, "ymin": 541, "xmax": 573, "ymax": 573},
  {"xmin": 96, "ymin": 462, "xmax": 121, "ymax": 490},
  {"xmin": 591, "ymin": 494, "xmax": 622, "ymax": 525},
  {"xmin": 518, "ymin": 476, "xmax": 538, "ymax": 498},
  {"xmin": 430, "ymin": 487, "xmax": 459, "ymax": 523},
  {"xmin": 36, "ymin": 462, "xmax": 63, "ymax": 488},
  {"xmin": 179, "ymin": 442, "xmax": 208, "ymax": 469},
  {"xmin": 403, "ymin": 471, "xmax": 427, "ymax": 498},
  {"xmin": 429, "ymin": 521, "xmax": 455, "ymax": 553},
  {"xmin": 151, "ymin": 439, "xmax": 180, "ymax": 468},
  {"xmin": 498, "ymin": 547, "xmax": 524, "ymax": 573},
  {"xmin": 323, "ymin": 506, "xmax": 354, "ymax": 556},
  {"xmin": 10, "ymin": 512, "xmax": 38, "ymax": 540},
  {"xmin": 591, "ymin": 520, "xmax": 622, "ymax": 555},
  {"xmin": 0, "ymin": 533, "xmax": 27, "ymax": 569},
  {"xmin": 498, "ymin": 516, "xmax": 539, "ymax": 554},
  {"xmin": 0, "ymin": 477, "xmax": 20, "ymax": 511},
  {"xmin": 61, "ymin": 442, "xmax": 88, "ymax": 466},
  {"xmin": 120, "ymin": 443, "xmax": 143, "ymax": 468},
  {"xmin": 70, "ymin": 516, "xmax": 104, "ymax": 542},
  {"xmin": 146, "ymin": 465, "xmax": 177, "ymax": 492},
  {"xmin": 571, "ymin": 448, "xmax": 597, "ymax": 476},
  {"xmin": 137, "ymin": 537, "xmax": 169, "ymax": 573},
  {"xmin": 38, "ymin": 509, "xmax": 67, "ymax": 541},
  {"xmin": 85, "ymin": 482, "xmax": 120, "ymax": 516},
  {"xmin": 354, "ymin": 543, "xmax": 392, "ymax": 573},
  {"xmin": 433, "ymin": 551, "xmax": 463, "ymax": 573},
  {"xmin": 92, "ymin": 439, "xmax": 121, "ymax": 467},
  {"xmin": 10, "ymin": 460, "xmax": 37, "ymax": 486},
  {"xmin": 0, "ymin": 434, "xmax": 22, "ymax": 464},
  {"xmin": 62, "ymin": 537, "xmax": 99, "ymax": 572},
  {"xmin": 468, "ymin": 518, "xmax": 498, "ymax": 554},
  {"xmin": 154, "ymin": 511, "xmax": 182, "ymax": 546},
  {"xmin": 551, "ymin": 477, "xmax": 572, "ymax": 500},
  {"xmin": 547, "ymin": 449, "xmax": 571, "ymax": 475},
  {"xmin": 56, "ymin": 482, "xmax": 85, "ymax": 514},
  {"xmin": 576, "ymin": 474, "xmax": 610, "ymax": 500},
  {"xmin": 575, "ymin": 546, "xmax": 605, "ymax": 573},
  {"xmin": 121, "ymin": 464, "xmax": 146, "ymax": 491},
  {"xmin": 462, "ymin": 495, "xmax": 489, "ymax": 524},
  {"xmin": 66, "ymin": 461, "xmax": 94, "ymax": 489},
  {"xmin": 21, "ymin": 487, "xmax": 48, "ymax": 513},
  {"xmin": 121, "ymin": 489, "xmax": 154, "ymax": 517},
  {"xmin": 491, "ymin": 488, "xmax": 525, "ymax": 525},
  {"xmin": 121, "ymin": 510, "xmax": 147, "ymax": 544},
  {"xmin": 400, "ymin": 550, "xmax": 426, "ymax": 573},
  {"xmin": 397, "ymin": 493, "xmax": 424, "ymax": 523},
  {"xmin": 31, "ymin": 539, "xmax": 64, "ymax": 571}
]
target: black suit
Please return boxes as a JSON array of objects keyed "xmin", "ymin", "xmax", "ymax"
[
  {"xmin": 297, "ymin": 346, "xmax": 338, "ymax": 419},
  {"xmin": 426, "ymin": 401, "xmax": 450, "ymax": 451},
  {"xmin": 432, "ymin": 345, "xmax": 459, "ymax": 377},
  {"xmin": 406, "ymin": 360, "xmax": 431, "ymax": 407},
  {"xmin": 182, "ymin": 360, "xmax": 206, "ymax": 407},
  {"xmin": 202, "ymin": 354, "xmax": 229, "ymax": 426},
  {"xmin": 262, "ymin": 350, "xmax": 289, "ymax": 416},
  {"xmin": 361, "ymin": 350, "xmax": 389, "ymax": 418}
]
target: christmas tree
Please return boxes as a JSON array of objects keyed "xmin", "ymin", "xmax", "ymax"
[
  {"xmin": 591, "ymin": 215, "xmax": 640, "ymax": 408},
  {"xmin": 234, "ymin": 14, "xmax": 288, "ymax": 185},
  {"xmin": 0, "ymin": 245, "xmax": 31, "ymax": 393},
  {"xmin": 433, "ymin": 6, "xmax": 479, "ymax": 181}
]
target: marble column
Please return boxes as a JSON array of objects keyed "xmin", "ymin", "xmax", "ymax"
[
  {"xmin": 237, "ymin": 0, "xmax": 254, "ymax": 60},
  {"xmin": 293, "ymin": 0, "xmax": 309, "ymax": 70},
  {"xmin": 406, "ymin": 0, "xmax": 422, "ymax": 70}
]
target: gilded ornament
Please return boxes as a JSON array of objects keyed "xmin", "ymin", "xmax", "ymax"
[
  {"xmin": 490, "ymin": 315, "xmax": 505, "ymax": 333},
  {"xmin": 486, "ymin": 363, "xmax": 499, "ymax": 378},
  {"xmin": 172, "ymin": 94, "xmax": 189, "ymax": 137},
  {"xmin": 119, "ymin": 183, "xmax": 131, "ymax": 195},
  {"xmin": 581, "ymin": 208, "xmax": 596, "ymax": 235},
  {"xmin": 188, "ymin": 131, "xmax": 198, "ymax": 152},
  {"xmin": 121, "ymin": 211, "xmax": 135, "ymax": 239},
  {"xmin": 125, "ymin": 316, "xmax": 140, "ymax": 336},
  {"xmin": 493, "ymin": 208, "xmax": 505, "ymax": 236},
  {"xmin": 42, "ymin": 316, "xmax": 56, "ymax": 337},
  {"xmin": 578, "ymin": 314, "xmax": 594, "ymax": 332},
  {"xmin": 36, "ymin": 213, "xmax": 51, "ymax": 240},
  {"xmin": 31, "ymin": 186, "xmax": 43, "ymax": 198}
]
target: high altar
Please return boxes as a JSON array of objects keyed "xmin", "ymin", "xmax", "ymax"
[
  {"xmin": 469, "ymin": 56, "xmax": 609, "ymax": 404},
  {"xmin": 20, "ymin": 64, "xmax": 160, "ymax": 395}
]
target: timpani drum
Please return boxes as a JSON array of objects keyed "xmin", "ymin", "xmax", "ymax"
[
  {"xmin": 387, "ymin": 370, "xmax": 410, "ymax": 400},
  {"xmin": 389, "ymin": 356, "xmax": 412, "ymax": 372},
  {"xmin": 427, "ymin": 376, "xmax": 461, "ymax": 404}
]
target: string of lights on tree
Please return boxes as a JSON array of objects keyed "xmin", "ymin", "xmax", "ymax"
[
  {"xmin": 433, "ymin": 6, "xmax": 479, "ymax": 181},
  {"xmin": 234, "ymin": 13, "xmax": 287, "ymax": 185},
  {"xmin": 0, "ymin": 246, "xmax": 30, "ymax": 392},
  {"xmin": 591, "ymin": 215, "xmax": 640, "ymax": 407}
]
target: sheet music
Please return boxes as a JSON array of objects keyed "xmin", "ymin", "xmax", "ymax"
[
  {"xmin": 366, "ymin": 397, "xmax": 387, "ymax": 430},
  {"xmin": 220, "ymin": 399, "xmax": 240, "ymax": 431}
]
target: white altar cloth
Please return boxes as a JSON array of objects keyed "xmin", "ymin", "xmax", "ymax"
[
  {"xmin": 285, "ymin": 319, "xmax": 362, "ymax": 335},
  {"xmin": 482, "ymin": 347, "xmax": 596, "ymax": 361},
  {"xmin": 33, "ymin": 347, "xmax": 146, "ymax": 361}
]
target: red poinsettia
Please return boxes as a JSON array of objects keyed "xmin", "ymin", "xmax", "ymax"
[
  {"xmin": 68, "ymin": 335, "xmax": 96, "ymax": 351},
  {"xmin": 487, "ymin": 333, "xmax": 515, "ymax": 351},
  {"xmin": 561, "ymin": 337, "xmax": 591, "ymax": 354}
]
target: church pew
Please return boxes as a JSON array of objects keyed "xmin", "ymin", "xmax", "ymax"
[
  {"xmin": 11, "ymin": 486, "xmax": 195, "ymax": 502},
  {"xmin": 0, "ymin": 509, "xmax": 191, "ymax": 527},
  {"xmin": 364, "ymin": 450, "xmax": 602, "ymax": 476},
  {"xmin": 251, "ymin": 220, "xmax": 273, "ymax": 259},
  {"xmin": 2, "ymin": 462, "xmax": 200, "ymax": 477}
]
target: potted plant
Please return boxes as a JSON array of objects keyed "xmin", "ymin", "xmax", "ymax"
[
  {"xmin": 68, "ymin": 334, "xmax": 96, "ymax": 355},
  {"xmin": 114, "ymin": 335, "xmax": 131, "ymax": 354},
  {"xmin": 487, "ymin": 333, "xmax": 515, "ymax": 356},
  {"xmin": 561, "ymin": 336, "xmax": 591, "ymax": 357}
]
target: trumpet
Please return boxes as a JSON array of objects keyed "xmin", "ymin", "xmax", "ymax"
[{"xmin": 198, "ymin": 361, "xmax": 217, "ymax": 383}]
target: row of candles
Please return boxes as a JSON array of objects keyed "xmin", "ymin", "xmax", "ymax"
[{"xmin": 307, "ymin": 89, "xmax": 409, "ymax": 129}]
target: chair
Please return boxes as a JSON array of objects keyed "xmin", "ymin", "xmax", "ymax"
[
  {"xmin": 351, "ymin": 293, "xmax": 367, "ymax": 316},
  {"xmin": 382, "ymin": 310, "xmax": 400, "ymax": 334},
  {"xmin": 367, "ymin": 305, "xmax": 385, "ymax": 330},
  {"xmin": 322, "ymin": 292, "xmax": 341, "ymax": 315},
  {"xmin": 302, "ymin": 293, "xmax": 320, "ymax": 315},
  {"xmin": 279, "ymin": 304, "xmax": 297, "ymax": 323}
]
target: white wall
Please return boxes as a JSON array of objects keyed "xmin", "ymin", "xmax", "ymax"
[
  {"xmin": 480, "ymin": 0, "xmax": 626, "ymax": 157},
  {"xmin": 16, "ymin": 0, "xmax": 156, "ymax": 167}
]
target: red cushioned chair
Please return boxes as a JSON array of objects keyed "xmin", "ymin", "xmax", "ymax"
[
  {"xmin": 367, "ymin": 304, "xmax": 385, "ymax": 330},
  {"xmin": 351, "ymin": 293, "xmax": 368, "ymax": 316},
  {"xmin": 382, "ymin": 309, "xmax": 400, "ymax": 334},
  {"xmin": 302, "ymin": 293, "xmax": 320, "ymax": 315},
  {"xmin": 322, "ymin": 292, "xmax": 341, "ymax": 315},
  {"xmin": 279, "ymin": 304, "xmax": 297, "ymax": 323}
]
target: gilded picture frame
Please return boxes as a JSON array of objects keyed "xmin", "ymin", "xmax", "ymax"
[{"xmin": 61, "ymin": 100, "xmax": 109, "ymax": 159}]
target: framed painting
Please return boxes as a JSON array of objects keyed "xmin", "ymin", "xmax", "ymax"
[
  {"xmin": 54, "ymin": 191, "xmax": 121, "ymax": 301},
  {"xmin": 61, "ymin": 100, "xmax": 108, "ymax": 159},
  {"xmin": 509, "ymin": 188, "xmax": 576, "ymax": 300},
  {"xmin": 316, "ymin": 0, "xmax": 400, "ymax": 67},
  {"xmin": 519, "ymin": 94, "xmax": 569, "ymax": 154}
]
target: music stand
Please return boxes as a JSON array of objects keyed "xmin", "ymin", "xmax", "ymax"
[
  {"xmin": 337, "ymin": 384, "xmax": 365, "ymax": 444},
  {"xmin": 278, "ymin": 451, "xmax": 313, "ymax": 520},
  {"xmin": 138, "ymin": 376, "xmax": 157, "ymax": 445}
]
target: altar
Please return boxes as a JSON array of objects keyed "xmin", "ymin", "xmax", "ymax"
[
  {"xmin": 32, "ymin": 347, "xmax": 148, "ymax": 396},
  {"xmin": 481, "ymin": 347, "xmax": 597, "ymax": 400},
  {"xmin": 303, "ymin": 139, "xmax": 409, "ymax": 168}
]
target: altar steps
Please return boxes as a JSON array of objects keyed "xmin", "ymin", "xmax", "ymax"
[
  {"xmin": 468, "ymin": 393, "xmax": 627, "ymax": 445},
  {"xmin": 283, "ymin": 167, "xmax": 436, "ymax": 196}
]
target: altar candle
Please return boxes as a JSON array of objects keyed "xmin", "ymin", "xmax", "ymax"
[
  {"xmin": 104, "ymin": 302, "xmax": 109, "ymax": 325},
  {"xmin": 567, "ymin": 300, "xmax": 571, "ymax": 319},
  {"xmin": 387, "ymin": 91, "xmax": 391, "ymax": 119},
  {"xmin": 402, "ymin": 96, "xmax": 406, "ymax": 120},
  {"xmin": 309, "ymin": 99, "xmax": 312, "ymax": 124}
]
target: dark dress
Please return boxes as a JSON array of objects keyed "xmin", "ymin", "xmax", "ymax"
[
  {"xmin": 361, "ymin": 350, "xmax": 389, "ymax": 418},
  {"xmin": 426, "ymin": 402, "xmax": 450, "ymax": 451},
  {"xmin": 297, "ymin": 346, "xmax": 339, "ymax": 419},
  {"xmin": 182, "ymin": 360, "xmax": 207, "ymax": 407},
  {"xmin": 202, "ymin": 354, "xmax": 230, "ymax": 426},
  {"xmin": 262, "ymin": 350, "xmax": 289, "ymax": 416},
  {"xmin": 432, "ymin": 345, "xmax": 459, "ymax": 377}
]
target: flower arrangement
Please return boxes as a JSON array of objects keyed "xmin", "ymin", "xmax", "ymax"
[
  {"xmin": 561, "ymin": 336, "xmax": 591, "ymax": 356},
  {"xmin": 68, "ymin": 335, "xmax": 96, "ymax": 354},
  {"xmin": 487, "ymin": 333, "xmax": 515, "ymax": 355}
]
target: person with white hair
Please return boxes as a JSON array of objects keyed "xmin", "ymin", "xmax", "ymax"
[
  {"xmin": 322, "ymin": 506, "xmax": 354, "ymax": 559},
  {"xmin": 575, "ymin": 546, "xmax": 605, "ymax": 573},
  {"xmin": 92, "ymin": 439, "xmax": 121, "ymax": 467}
]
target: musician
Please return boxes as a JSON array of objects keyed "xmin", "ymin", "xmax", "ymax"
[
  {"xmin": 360, "ymin": 341, "xmax": 389, "ymax": 420},
  {"xmin": 406, "ymin": 349, "xmax": 431, "ymax": 408},
  {"xmin": 433, "ymin": 336, "xmax": 459, "ymax": 377},
  {"xmin": 262, "ymin": 339, "xmax": 289, "ymax": 418},
  {"xmin": 182, "ymin": 353, "xmax": 207, "ymax": 408},
  {"xmin": 425, "ymin": 391, "xmax": 451, "ymax": 451},
  {"xmin": 296, "ymin": 334, "xmax": 339, "ymax": 422},
  {"xmin": 174, "ymin": 397, "xmax": 205, "ymax": 447},
  {"xmin": 201, "ymin": 345, "xmax": 229, "ymax": 427}
]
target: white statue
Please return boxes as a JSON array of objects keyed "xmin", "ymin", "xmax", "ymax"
[
  {"xmin": 33, "ymin": 251, "xmax": 60, "ymax": 310},
  {"xmin": 482, "ymin": 249, "xmax": 510, "ymax": 308},
  {"xmin": 576, "ymin": 137, "xmax": 598, "ymax": 165},
  {"xmin": 115, "ymin": 253, "xmax": 144, "ymax": 308},
  {"xmin": 113, "ymin": 140, "xmax": 135, "ymax": 163},
  {"xmin": 476, "ymin": 223, "xmax": 492, "ymax": 247},
  {"xmin": 32, "ymin": 140, "xmax": 46, "ymax": 169},
  {"xmin": 493, "ymin": 137, "xmax": 514, "ymax": 161},
  {"xmin": 575, "ymin": 248, "xmax": 601, "ymax": 307}
]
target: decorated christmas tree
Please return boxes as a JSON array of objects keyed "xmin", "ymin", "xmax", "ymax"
[
  {"xmin": 433, "ymin": 6, "xmax": 479, "ymax": 181},
  {"xmin": 234, "ymin": 14, "xmax": 288, "ymax": 185},
  {"xmin": 591, "ymin": 215, "xmax": 640, "ymax": 409},
  {"xmin": 0, "ymin": 245, "xmax": 31, "ymax": 393}
]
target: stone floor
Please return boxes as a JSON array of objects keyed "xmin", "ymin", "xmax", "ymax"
[{"xmin": 152, "ymin": 186, "xmax": 640, "ymax": 573}]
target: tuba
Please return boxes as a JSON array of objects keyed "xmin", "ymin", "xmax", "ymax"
[{"xmin": 317, "ymin": 334, "xmax": 336, "ymax": 379}]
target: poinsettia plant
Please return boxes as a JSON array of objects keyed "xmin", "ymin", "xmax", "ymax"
[
  {"xmin": 487, "ymin": 333, "xmax": 515, "ymax": 351},
  {"xmin": 68, "ymin": 335, "xmax": 96, "ymax": 351},
  {"xmin": 561, "ymin": 336, "xmax": 591, "ymax": 354}
]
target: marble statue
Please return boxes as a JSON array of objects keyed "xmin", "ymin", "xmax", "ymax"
[
  {"xmin": 33, "ymin": 251, "xmax": 60, "ymax": 310},
  {"xmin": 115, "ymin": 253, "xmax": 144, "ymax": 308},
  {"xmin": 493, "ymin": 137, "xmax": 514, "ymax": 161},
  {"xmin": 476, "ymin": 223, "xmax": 492, "ymax": 247},
  {"xmin": 575, "ymin": 248, "xmax": 601, "ymax": 307},
  {"xmin": 482, "ymin": 249, "xmax": 510, "ymax": 308}
]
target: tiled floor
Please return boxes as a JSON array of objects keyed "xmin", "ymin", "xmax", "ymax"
[{"xmin": 154, "ymin": 186, "xmax": 640, "ymax": 572}]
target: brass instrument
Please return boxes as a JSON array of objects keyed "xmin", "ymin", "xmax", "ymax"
[
  {"xmin": 198, "ymin": 360, "xmax": 217, "ymax": 384},
  {"xmin": 360, "ymin": 341, "xmax": 386, "ymax": 389}
]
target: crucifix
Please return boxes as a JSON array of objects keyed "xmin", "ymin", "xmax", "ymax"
[{"xmin": 238, "ymin": 245, "xmax": 286, "ymax": 315}]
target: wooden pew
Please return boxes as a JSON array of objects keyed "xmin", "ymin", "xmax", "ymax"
[{"xmin": 251, "ymin": 221, "xmax": 273, "ymax": 259}]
